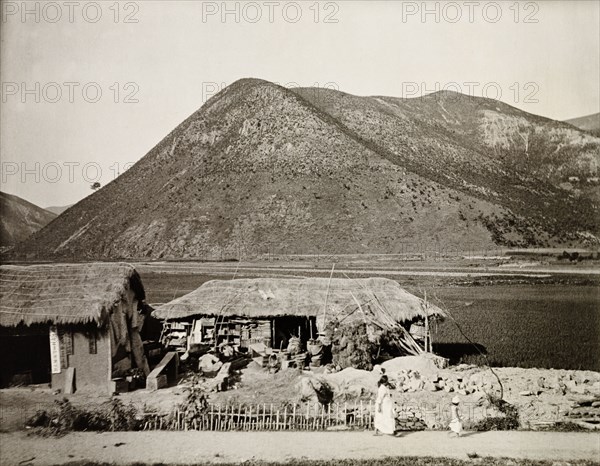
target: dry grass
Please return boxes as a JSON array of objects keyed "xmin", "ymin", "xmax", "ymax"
[{"xmin": 210, "ymin": 363, "xmax": 302, "ymax": 407}]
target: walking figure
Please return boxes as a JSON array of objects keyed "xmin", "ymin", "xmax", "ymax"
[
  {"xmin": 449, "ymin": 395, "xmax": 463, "ymax": 437},
  {"xmin": 373, "ymin": 375, "xmax": 395, "ymax": 436}
]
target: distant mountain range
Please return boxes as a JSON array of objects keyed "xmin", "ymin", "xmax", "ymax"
[
  {"xmin": 0, "ymin": 192, "xmax": 57, "ymax": 249},
  {"xmin": 9, "ymin": 79, "xmax": 600, "ymax": 260},
  {"xmin": 565, "ymin": 112, "xmax": 600, "ymax": 136},
  {"xmin": 45, "ymin": 204, "xmax": 74, "ymax": 216}
]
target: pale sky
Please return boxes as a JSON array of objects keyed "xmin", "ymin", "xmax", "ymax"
[{"xmin": 1, "ymin": 0, "xmax": 599, "ymax": 207}]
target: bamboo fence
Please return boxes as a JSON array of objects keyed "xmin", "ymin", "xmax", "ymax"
[{"xmin": 141, "ymin": 401, "xmax": 376, "ymax": 431}]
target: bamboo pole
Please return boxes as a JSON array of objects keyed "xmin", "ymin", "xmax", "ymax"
[
  {"xmin": 283, "ymin": 405, "xmax": 288, "ymax": 430},
  {"xmin": 255, "ymin": 404, "xmax": 259, "ymax": 430},
  {"xmin": 318, "ymin": 404, "xmax": 322, "ymax": 428},
  {"xmin": 321, "ymin": 263, "xmax": 336, "ymax": 328},
  {"xmin": 360, "ymin": 400, "xmax": 364, "ymax": 427},
  {"xmin": 344, "ymin": 402, "xmax": 348, "ymax": 426},
  {"xmin": 306, "ymin": 403, "xmax": 309, "ymax": 430},
  {"xmin": 425, "ymin": 291, "xmax": 429, "ymax": 353},
  {"xmin": 292, "ymin": 404, "xmax": 297, "ymax": 430}
]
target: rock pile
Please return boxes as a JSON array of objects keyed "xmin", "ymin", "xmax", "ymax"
[{"xmin": 388, "ymin": 369, "xmax": 487, "ymax": 396}]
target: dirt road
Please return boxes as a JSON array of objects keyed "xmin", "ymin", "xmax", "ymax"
[{"xmin": 1, "ymin": 431, "xmax": 598, "ymax": 465}]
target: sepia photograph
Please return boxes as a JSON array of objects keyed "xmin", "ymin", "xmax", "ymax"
[{"xmin": 0, "ymin": 1, "xmax": 599, "ymax": 465}]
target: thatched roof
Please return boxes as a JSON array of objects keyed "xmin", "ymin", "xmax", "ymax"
[
  {"xmin": 153, "ymin": 278, "xmax": 446, "ymax": 325},
  {"xmin": 0, "ymin": 263, "xmax": 145, "ymax": 327}
]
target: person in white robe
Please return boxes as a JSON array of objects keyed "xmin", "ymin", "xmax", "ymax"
[
  {"xmin": 374, "ymin": 375, "xmax": 395, "ymax": 435},
  {"xmin": 449, "ymin": 395, "xmax": 463, "ymax": 437}
]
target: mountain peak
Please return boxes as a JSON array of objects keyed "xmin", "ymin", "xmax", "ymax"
[{"xmin": 9, "ymin": 81, "xmax": 600, "ymax": 259}]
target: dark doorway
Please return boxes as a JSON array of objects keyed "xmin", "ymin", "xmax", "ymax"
[
  {"xmin": 0, "ymin": 325, "xmax": 51, "ymax": 387},
  {"xmin": 272, "ymin": 316, "xmax": 316, "ymax": 350}
]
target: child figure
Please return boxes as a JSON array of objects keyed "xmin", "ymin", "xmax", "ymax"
[{"xmin": 449, "ymin": 395, "xmax": 463, "ymax": 437}]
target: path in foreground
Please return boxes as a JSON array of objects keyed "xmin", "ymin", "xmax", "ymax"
[{"xmin": 1, "ymin": 431, "xmax": 599, "ymax": 465}]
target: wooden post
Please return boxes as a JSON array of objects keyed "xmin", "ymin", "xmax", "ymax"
[
  {"xmin": 292, "ymin": 404, "xmax": 297, "ymax": 430},
  {"xmin": 306, "ymin": 403, "xmax": 310, "ymax": 430},
  {"xmin": 424, "ymin": 291, "xmax": 429, "ymax": 353},
  {"xmin": 321, "ymin": 404, "xmax": 325, "ymax": 428},
  {"xmin": 360, "ymin": 400, "xmax": 364, "ymax": 427},
  {"xmin": 322, "ymin": 263, "xmax": 336, "ymax": 328},
  {"xmin": 344, "ymin": 402, "xmax": 348, "ymax": 426}
]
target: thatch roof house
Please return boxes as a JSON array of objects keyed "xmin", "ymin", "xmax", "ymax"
[
  {"xmin": 0, "ymin": 263, "xmax": 150, "ymax": 393},
  {"xmin": 155, "ymin": 277, "xmax": 445, "ymax": 321},
  {"xmin": 154, "ymin": 278, "xmax": 446, "ymax": 354}
]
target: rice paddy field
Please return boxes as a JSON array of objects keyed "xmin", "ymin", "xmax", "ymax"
[
  {"xmin": 140, "ymin": 264, "xmax": 599, "ymax": 372},
  {"xmin": 431, "ymin": 285, "xmax": 599, "ymax": 371}
]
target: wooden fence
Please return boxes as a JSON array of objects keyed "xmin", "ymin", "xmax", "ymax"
[{"xmin": 141, "ymin": 401, "xmax": 375, "ymax": 431}]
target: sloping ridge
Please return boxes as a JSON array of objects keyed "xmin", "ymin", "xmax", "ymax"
[
  {"xmin": 565, "ymin": 112, "xmax": 600, "ymax": 134},
  {"xmin": 0, "ymin": 192, "xmax": 57, "ymax": 248},
  {"xmin": 292, "ymin": 87, "xmax": 600, "ymax": 247},
  {"xmin": 9, "ymin": 79, "xmax": 600, "ymax": 260}
]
